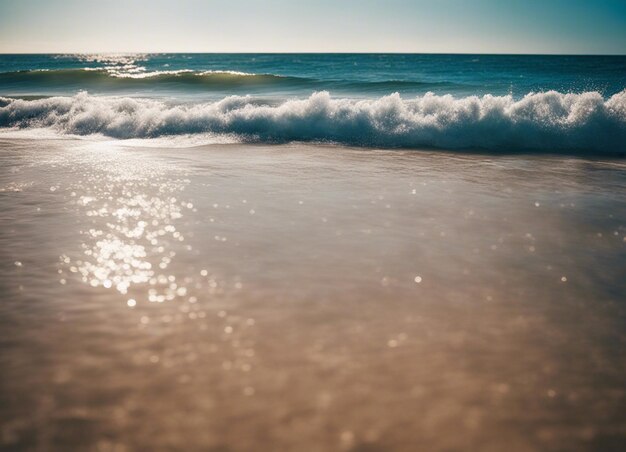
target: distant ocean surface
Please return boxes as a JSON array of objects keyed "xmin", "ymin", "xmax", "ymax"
[{"xmin": 1, "ymin": 53, "xmax": 625, "ymax": 153}]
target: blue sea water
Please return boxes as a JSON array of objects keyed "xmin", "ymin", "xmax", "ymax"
[{"xmin": 0, "ymin": 53, "xmax": 625, "ymax": 153}]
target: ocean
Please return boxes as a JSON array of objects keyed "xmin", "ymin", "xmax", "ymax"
[
  {"xmin": 1, "ymin": 53, "xmax": 625, "ymax": 153},
  {"xmin": 1, "ymin": 54, "xmax": 626, "ymax": 451}
]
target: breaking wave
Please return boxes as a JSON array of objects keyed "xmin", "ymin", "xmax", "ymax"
[
  {"xmin": 1, "ymin": 90, "xmax": 625, "ymax": 153},
  {"xmin": 0, "ymin": 68, "xmax": 314, "ymax": 89}
]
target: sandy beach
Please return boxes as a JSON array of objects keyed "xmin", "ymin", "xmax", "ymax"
[{"xmin": 1, "ymin": 136, "xmax": 625, "ymax": 451}]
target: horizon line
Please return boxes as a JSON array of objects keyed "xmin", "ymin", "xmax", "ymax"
[{"xmin": 0, "ymin": 51, "xmax": 625, "ymax": 56}]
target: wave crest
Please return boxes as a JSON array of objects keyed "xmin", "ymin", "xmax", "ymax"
[
  {"xmin": 0, "ymin": 68, "xmax": 311, "ymax": 89},
  {"xmin": 1, "ymin": 90, "xmax": 625, "ymax": 153}
]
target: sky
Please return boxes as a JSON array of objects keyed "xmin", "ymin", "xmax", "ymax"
[{"xmin": 0, "ymin": 0, "xmax": 625, "ymax": 54}]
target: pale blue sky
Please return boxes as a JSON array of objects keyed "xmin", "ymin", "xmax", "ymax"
[{"xmin": 0, "ymin": 0, "xmax": 624, "ymax": 54}]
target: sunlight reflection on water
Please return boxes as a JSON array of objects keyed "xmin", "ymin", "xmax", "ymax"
[{"xmin": 57, "ymin": 145, "xmax": 196, "ymax": 306}]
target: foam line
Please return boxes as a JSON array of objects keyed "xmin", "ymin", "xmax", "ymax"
[{"xmin": 1, "ymin": 90, "xmax": 625, "ymax": 153}]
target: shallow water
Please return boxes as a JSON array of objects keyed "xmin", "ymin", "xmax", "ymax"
[{"xmin": 0, "ymin": 138, "xmax": 625, "ymax": 451}]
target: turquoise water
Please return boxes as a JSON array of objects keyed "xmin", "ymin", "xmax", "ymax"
[
  {"xmin": 1, "ymin": 53, "xmax": 625, "ymax": 152},
  {"xmin": 1, "ymin": 53, "xmax": 625, "ymax": 98}
]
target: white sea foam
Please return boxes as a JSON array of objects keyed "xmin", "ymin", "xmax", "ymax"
[
  {"xmin": 199, "ymin": 70, "xmax": 258, "ymax": 77},
  {"xmin": 108, "ymin": 69, "xmax": 194, "ymax": 78},
  {"xmin": 1, "ymin": 90, "xmax": 625, "ymax": 153},
  {"xmin": 108, "ymin": 69, "xmax": 258, "ymax": 79}
]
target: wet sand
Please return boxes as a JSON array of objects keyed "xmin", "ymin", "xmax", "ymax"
[{"xmin": 1, "ymin": 137, "xmax": 625, "ymax": 451}]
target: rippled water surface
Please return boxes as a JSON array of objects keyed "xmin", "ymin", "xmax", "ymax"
[{"xmin": 0, "ymin": 138, "xmax": 625, "ymax": 451}]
